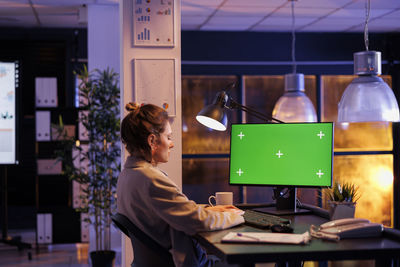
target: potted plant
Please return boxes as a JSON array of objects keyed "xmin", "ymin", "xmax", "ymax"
[
  {"xmin": 327, "ymin": 181, "xmax": 361, "ymax": 220},
  {"xmin": 55, "ymin": 66, "xmax": 120, "ymax": 267}
]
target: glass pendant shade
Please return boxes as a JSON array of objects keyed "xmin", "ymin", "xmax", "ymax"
[
  {"xmin": 338, "ymin": 51, "xmax": 400, "ymax": 122},
  {"xmin": 272, "ymin": 73, "xmax": 317, "ymax": 122}
]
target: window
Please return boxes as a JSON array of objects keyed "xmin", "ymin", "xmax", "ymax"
[{"xmin": 182, "ymin": 74, "xmax": 394, "ymax": 226}]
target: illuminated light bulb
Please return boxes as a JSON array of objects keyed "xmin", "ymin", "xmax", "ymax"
[
  {"xmin": 338, "ymin": 122, "xmax": 350, "ymax": 130},
  {"xmin": 272, "ymin": 73, "xmax": 317, "ymax": 123},
  {"xmin": 372, "ymin": 167, "xmax": 393, "ymax": 191}
]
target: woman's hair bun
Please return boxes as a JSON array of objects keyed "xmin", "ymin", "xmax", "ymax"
[{"xmin": 126, "ymin": 102, "xmax": 141, "ymax": 112}]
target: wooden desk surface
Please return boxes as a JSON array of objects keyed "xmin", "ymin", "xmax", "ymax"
[{"xmin": 196, "ymin": 213, "xmax": 400, "ymax": 265}]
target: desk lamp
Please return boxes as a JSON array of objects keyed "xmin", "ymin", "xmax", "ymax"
[
  {"xmin": 337, "ymin": 0, "xmax": 399, "ymax": 122},
  {"xmin": 196, "ymin": 84, "xmax": 283, "ymax": 132}
]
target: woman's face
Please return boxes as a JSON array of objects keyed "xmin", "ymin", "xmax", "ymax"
[{"xmin": 151, "ymin": 121, "xmax": 174, "ymax": 165}]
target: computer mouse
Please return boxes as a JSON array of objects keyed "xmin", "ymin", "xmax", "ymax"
[{"xmin": 271, "ymin": 224, "xmax": 294, "ymax": 233}]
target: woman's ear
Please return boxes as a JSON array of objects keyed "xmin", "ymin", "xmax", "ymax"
[{"xmin": 148, "ymin": 134, "xmax": 157, "ymax": 150}]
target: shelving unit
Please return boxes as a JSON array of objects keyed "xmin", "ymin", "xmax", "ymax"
[{"xmin": 34, "ymin": 77, "xmax": 83, "ymax": 245}]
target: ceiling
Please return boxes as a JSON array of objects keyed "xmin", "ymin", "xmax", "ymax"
[{"xmin": 0, "ymin": 0, "xmax": 399, "ymax": 32}]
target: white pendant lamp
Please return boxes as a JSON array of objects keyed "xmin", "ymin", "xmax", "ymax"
[
  {"xmin": 337, "ymin": 0, "xmax": 399, "ymax": 123},
  {"xmin": 273, "ymin": 73, "xmax": 317, "ymax": 122},
  {"xmin": 272, "ymin": 0, "xmax": 317, "ymax": 123}
]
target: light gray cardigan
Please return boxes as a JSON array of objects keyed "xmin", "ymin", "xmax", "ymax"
[{"xmin": 116, "ymin": 156, "xmax": 244, "ymax": 266}]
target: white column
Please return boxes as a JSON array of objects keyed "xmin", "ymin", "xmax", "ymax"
[
  {"xmin": 86, "ymin": 3, "xmax": 122, "ymax": 265},
  {"xmin": 120, "ymin": 0, "xmax": 182, "ymax": 266},
  {"xmin": 88, "ymin": 4, "xmax": 120, "ymax": 73}
]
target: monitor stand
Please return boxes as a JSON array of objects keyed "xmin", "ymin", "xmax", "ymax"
[{"xmin": 253, "ymin": 187, "xmax": 311, "ymax": 216}]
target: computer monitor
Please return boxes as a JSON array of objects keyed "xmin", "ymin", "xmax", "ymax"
[
  {"xmin": 0, "ymin": 60, "xmax": 19, "ymax": 165},
  {"xmin": 229, "ymin": 122, "xmax": 333, "ymax": 214}
]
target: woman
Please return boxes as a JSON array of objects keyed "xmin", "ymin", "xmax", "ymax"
[{"xmin": 117, "ymin": 103, "xmax": 244, "ymax": 267}]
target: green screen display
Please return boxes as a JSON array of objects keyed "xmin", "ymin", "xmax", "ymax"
[{"xmin": 229, "ymin": 123, "xmax": 333, "ymax": 187}]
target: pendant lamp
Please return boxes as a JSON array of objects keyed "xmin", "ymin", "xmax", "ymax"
[
  {"xmin": 272, "ymin": 0, "xmax": 317, "ymax": 123},
  {"xmin": 337, "ymin": 0, "xmax": 399, "ymax": 122},
  {"xmin": 273, "ymin": 73, "xmax": 317, "ymax": 122}
]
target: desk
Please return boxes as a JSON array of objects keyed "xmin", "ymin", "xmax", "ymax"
[{"xmin": 196, "ymin": 213, "xmax": 400, "ymax": 267}]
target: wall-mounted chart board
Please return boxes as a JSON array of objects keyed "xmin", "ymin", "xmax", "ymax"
[
  {"xmin": 133, "ymin": 59, "xmax": 176, "ymax": 116},
  {"xmin": 133, "ymin": 0, "xmax": 174, "ymax": 47}
]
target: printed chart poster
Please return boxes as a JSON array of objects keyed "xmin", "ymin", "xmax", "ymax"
[
  {"xmin": 0, "ymin": 62, "xmax": 17, "ymax": 164},
  {"xmin": 133, "ymin": 0, "xmax": 174, "ymax": 47}
]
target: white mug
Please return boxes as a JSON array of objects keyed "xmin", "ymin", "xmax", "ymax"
[{"xmin": 208, "ymin": 192, "xmax": 233, "ymax": 206}]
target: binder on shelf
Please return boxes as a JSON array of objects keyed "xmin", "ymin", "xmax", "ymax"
[
  {"xmin": 72, "ymin": 181, "xmax": 81, "ymax": 209},
  {"xmin": 37, "ymin": 159, "xmax": 62, "ymax": 175},
  {"xmin": 37, "ymin": 213, "xmax": 52, "ymax": 244},
  {"xmin": 72, "ymin": 144, "xmax": 89, "ymax": 209},
  {"xmin": 81, "ymin": 213, "xmax": 90, "ymax": 242},
  {"xmin": 72, "ymin": 181, "xmax": 88, "ymax": 209},
  {"xmin": 35, "ymin": 77, "xmax": 58, "ymax": 107},
  {"xmin": 36, "ymin": 111, "xmax": 51, "ymax": 141}
]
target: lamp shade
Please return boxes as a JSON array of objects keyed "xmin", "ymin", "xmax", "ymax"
[
  {"xmin": 338, "ymin": 51, "xmax": 400, "ymax": 122},
  {"xmin": 272, "ymin": 74, "xmax": 317, "ymax": 122},
  {"xmin": 337, "ymin": 76, "xmax": 400, "ymax": 122},
  {"xmin": 196, "ymin": 91, "xmax": 228, "ymax": 131}
]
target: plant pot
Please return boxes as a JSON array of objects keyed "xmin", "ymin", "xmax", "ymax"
[
  {"xmin": 90, "ymin": 250, "xmax": 116, "ymax": 267},
  {"xmin": 328, "ymin": 201, "xmax": 356, "ymax": 220}
]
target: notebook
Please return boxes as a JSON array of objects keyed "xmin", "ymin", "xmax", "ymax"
[{"xmin": 221, "ymin": 231, "xmax": 311, "ymax": 244}]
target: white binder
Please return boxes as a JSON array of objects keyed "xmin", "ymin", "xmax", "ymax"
[
  {"xmin": 35, "ymin": 77, "xmax": 58, "ymax": 107},
  {"xmin": 81, "ymin": 213, "xmax": 90, "ymax": 242},
  {"xmin": 37, "ymin": 213, "xmax": 52, "ymax": 244},
  {"xmin": 72, "ymin": 181, "xmax": 82, "ymax": 209},
  {"xmin": 35, "ymin": 111, "xmax": 51, "ymax": 141},
  {"xmin": 37, "ymin": 159, "xmax": 62, "ymax": 175}
]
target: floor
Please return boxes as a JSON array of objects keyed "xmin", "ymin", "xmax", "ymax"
[
  {"xmin": 0, "ymin": 229, "xmax": 121, "ymax": 267},
  {"xmin": 0, "ymin": 243, "xmax": 90, "ymax": 267}
]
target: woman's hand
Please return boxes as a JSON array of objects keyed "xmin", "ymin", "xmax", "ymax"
[{"xmin": 205, "ymin": 205, "xmax": 245, "ymax": 215}]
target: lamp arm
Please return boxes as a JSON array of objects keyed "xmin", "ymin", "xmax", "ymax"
[{"xmin": 228, "ymin": 99, "xmax": 284, "ymax": 123}]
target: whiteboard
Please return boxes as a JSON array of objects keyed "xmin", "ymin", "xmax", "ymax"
[{"xmin": 133, "ymin": 59, "xmax": 176, "ymax": 116}]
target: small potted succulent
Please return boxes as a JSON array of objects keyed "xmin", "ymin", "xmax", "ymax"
[{"xmin": 327, "ymin": 181, "xmax": 361, "ymax": 220}]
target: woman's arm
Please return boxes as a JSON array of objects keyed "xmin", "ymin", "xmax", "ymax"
[{"xmin": 148, "ymin": 173, "xmax": 245, "ymax": 235}]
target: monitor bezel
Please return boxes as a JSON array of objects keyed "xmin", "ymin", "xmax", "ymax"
[{"xmin": 228, "ymin": 122, "xmax": 334, "ymax": 188}]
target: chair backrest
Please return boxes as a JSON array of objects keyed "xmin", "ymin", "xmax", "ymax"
[{"xmin": 111, "ymin": 213, "xmax": 175, "ymax": 267}]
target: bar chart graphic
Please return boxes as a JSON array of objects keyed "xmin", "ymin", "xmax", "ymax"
[
  {"xmin": 137, "ymin": 28, "xmax": 150, "ymax": 41},
  {"xmin": 133, "ymin": 0, "xmax": 174, "ymax": 47}
]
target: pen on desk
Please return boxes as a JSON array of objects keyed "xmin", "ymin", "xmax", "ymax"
[{"xmin": 237, "ymin": 233, "xmax": 260, "ymax": 241}]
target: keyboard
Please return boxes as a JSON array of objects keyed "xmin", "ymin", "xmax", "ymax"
[{"xmin": 243, "ymin": 209, "xmax": 291, "ymax": 229}]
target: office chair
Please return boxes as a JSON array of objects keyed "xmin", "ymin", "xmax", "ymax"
[{"xmin": 111, "ymin": 213, "xmax": 175, "ymax": 267}]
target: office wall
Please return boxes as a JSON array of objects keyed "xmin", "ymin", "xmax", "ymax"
[{"xmin": 181, "ymin": 30, "xmax": 400, "ymax": 105}]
